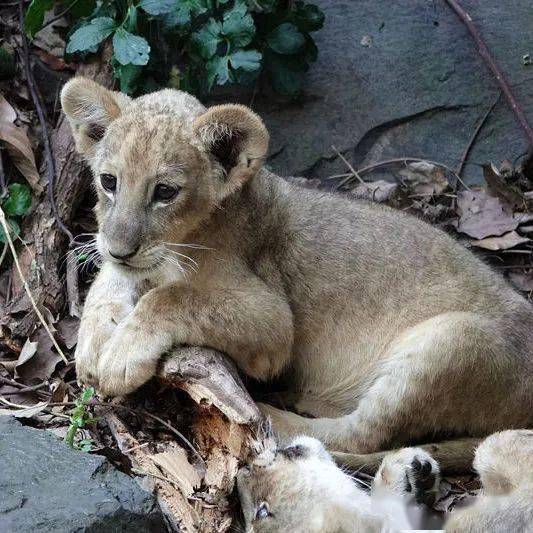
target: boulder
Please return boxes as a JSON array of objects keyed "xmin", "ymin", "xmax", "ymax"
[
  {"xmin": 0, "ymin": 416, "xmax": 167, "ymax": 532},
  {"xmin": 254, "ymin": 0, "xmax": 533, "ymax": 184}
]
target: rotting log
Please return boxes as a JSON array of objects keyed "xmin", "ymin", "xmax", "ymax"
[
  {"xmin": 105, "ymin": 347, "xmax": 261, "ymax": 532},
  {"xmin": 1, "ymin": 49, "xmax": 115, "ymax": 337}
]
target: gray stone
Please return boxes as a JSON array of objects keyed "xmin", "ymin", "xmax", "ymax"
[
  {"xmin": 0, "ymin": 416, "xmax": 167, "ymax": 533},
  {"xmin": 252, "ymin": 0, "xmax": 533, "ymax": 185}
]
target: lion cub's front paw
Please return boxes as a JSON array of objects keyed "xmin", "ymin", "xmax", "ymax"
[
  {"xmin": 373, "ymin": 447, "xmax": 441, "ymax": 507},
  {"xmin": 75, "ymin": 301, "xmax": 134, "ymax": 388},
  {"xmin": 96, "ymin": 321, "xmax": 161, "ymax": 397}
]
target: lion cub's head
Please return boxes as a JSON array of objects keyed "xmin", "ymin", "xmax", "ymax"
[
  {"xmin": 237, "ymin": 435, "xmax": 381, "ymax": 533},
  {"xmin": 61, "ymin": 77, "xmax": 268, "ymax": 276}
]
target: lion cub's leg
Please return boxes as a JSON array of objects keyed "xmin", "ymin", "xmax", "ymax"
[
  {"xmin": 372, "ymin": 447, "xmax": 441, "ymax": 506},
  {"xmin": 75, "ymin": 263, "xmax": 136, "ymax": 387},
  {"xmin": 96, "ymin": 275, "xmax": 294, "ymax": 397},
  {"xmin": 446, "ymin": 430, "xmax": 533, "ymax": 533},
  {"xmin": 260, "ymin": 312, "xmax": 512, "ymax": 454}
]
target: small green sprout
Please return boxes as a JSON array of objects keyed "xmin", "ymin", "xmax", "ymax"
[{"xmin": 65, "ymin": 386, "xmax": 97, "ymax": 451}]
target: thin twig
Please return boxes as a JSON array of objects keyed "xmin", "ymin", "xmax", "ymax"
[
  {"xmin": 455, "ymin": 92, "xmax": 501, "ymax": 178},
  {"xmin": 331, "ymin": 145, "xmax": 366, "ymax": 185},
  {"xmin": 336, "ymin": 157, "xmax": 471, "ymax": 191},
  {"xmin": 18, "ymin": 0, "xmax": 74, "ymax": 243},
  {"xmin": 0, "ymin": 149, "xmax": 7, "ymax": 198},
  {"xmin": 0, "ymin": 242, "xmax": 7, "ymax": 269},
  {"xmin": 445, "ymin": 0, "xmax": 533, "ymax": 147},
  {"xmin": 45, "ymin": 399, "xmax": 205, "ymax": 466},
  {"xmin": 0, "ymin": 376, "xmax": 25, "ymax": 389},
  {"xmin": 37, "ymin": 0, "xmax": 80, "ymax": 33},
  {"xmin": 0, "ymin": 382, "xmax": 49, "ymax": 396},
  {"xmin": 0, "ymin": 206, "xmax": 69, "ymax": 363}
]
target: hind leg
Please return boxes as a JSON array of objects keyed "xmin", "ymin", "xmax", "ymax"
[{"xmin": 260, "ymin": 312, "xmax": 517, "ymax": 453}]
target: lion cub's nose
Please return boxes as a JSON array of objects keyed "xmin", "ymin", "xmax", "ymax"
[{"xmin": 108, "ymin": 246, "xmax": 140, "ymax": 261}]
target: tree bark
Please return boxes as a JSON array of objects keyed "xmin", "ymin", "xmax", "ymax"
[
  {"xmin": 1, "ymin": 49, "xmax": 115, "ymax": 337},
  {"xmin": 106, "ymin": 347, "xmax": 261, "ymax": 532}
]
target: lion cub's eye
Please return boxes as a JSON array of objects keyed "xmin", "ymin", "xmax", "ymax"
[
  {"xmin": 154, "ymin": 184, "xmax": 180, "ymax": 203},
  {"xmin": 254, "ymin": 502, "xmax": 271, "ymax": 521},
  {"xmin": 100, "ymin": 174, "xmax": 117, "ymax": 193}
]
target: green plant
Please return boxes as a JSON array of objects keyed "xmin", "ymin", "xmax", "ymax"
[
  {"xmin": 65, "ymin": 386, "xmax": 97, "ymax": 451},
  {"xmin": 24, "ymin": 0, "xmax": 324, "ymax": 97},
  {"xmin": 0, "ymin": 183, "xmax": 32, "ymax": 243}
]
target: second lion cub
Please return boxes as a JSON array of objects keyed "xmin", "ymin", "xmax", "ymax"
[{"xmin": 62, "ymin": 78, "xmax": 533, "ymax": 467}]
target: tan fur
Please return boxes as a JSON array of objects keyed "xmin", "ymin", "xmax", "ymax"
[
  {"xmin": 374, "ymin": 430, "xmax": 533, "ymax": 532},
  {"xmin": 62, "ymin": 78, "xmax": 533, "ymax": 465},
  {"xmin": 239, "ymin": 430, "xmax": 533, "ymax": 532}
]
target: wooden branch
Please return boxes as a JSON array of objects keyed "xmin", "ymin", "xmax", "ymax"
[
  {"xmin": 103, "ymin": 347, "xmax": 260, "ymax": 532},
  {"xmin": 160, "ymin": 346, "xmax": 261, "ymax": 425},
  {"xmin": 445, "ymin": 0, "xmax": 533, "ymax": 147},
  {"xmin": 1, "ymin": 49, "xmax": 115, "ymax": 337}
]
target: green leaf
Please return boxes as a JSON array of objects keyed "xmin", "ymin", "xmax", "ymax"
[
  {"xmin": 66, "ymin": 17, "xmax": 117, "ymax": 54},
  {"xmin": 140, "ymin": 0, "xmax": 175, "ymax": 15},
  {"xmin": 267, "ymin": 23, "xmax": 305, "ymax": 55},
  {"xmin": 113, "ymin": 30, "xmax": 150, "ymax": 66},
  {"xmin": 292, "ymin": 1, "xmax": 325, "ymax": 33},
  {"xmin": 2, "ymin": 183, "xmax": 32, "ymax": 216},
  {"xmin": 229, "ymin": 49, "xmax": 261, "ymax": 72},
  {"xmin": 80, "ymin": 386, "xmax": 95, "ymax": 404},
  {"xmin": 221, "ymin": 0, "xmax": 255, "ymax": 49},
  {"xmin": 24, "ymin": 0, "xmax": 54, "ymax": 38},
  {"xmin": 265, "ymin": 51, "xmax": 306, "ymax": 95},
  {"xmin": 125, "ymin": 5, "xmax": 138, "ymax": 32},
  {"xmin": 164, "ymin": 0, "xmax": 208, "ymax": 27},
  {"xmin": 0, "ymin": 218, "xmax": 20, "ymax": 244},
  {"xmin": 193, "ymin": 18, "xmax": 222, "ymax": 59},
  {"xmin": 114, "ymin": 63, "xmax": 143, "ymax": 94},
  {"xmin": 206, "ymin": 55, "xmax": 230, "ymax": 89}
]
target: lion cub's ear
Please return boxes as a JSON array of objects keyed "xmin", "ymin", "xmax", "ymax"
[
  {"xmin": 193, "ymin": 104, "xmax": 269, "ymax": 190},
  {"xmin": 61, "ymin": 77, "xmax": 130, "ymax": 158}
]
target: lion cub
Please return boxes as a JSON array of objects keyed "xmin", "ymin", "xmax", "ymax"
[
  {"xmin": 62, "ymin": 78, "xmax": 533, "ymax": 468},
  {"xmin": 239, "ymin": 430, "xmax": 533, "ymax": 532}
]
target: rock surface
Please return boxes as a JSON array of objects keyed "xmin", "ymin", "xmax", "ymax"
[
  {"xmin": 253, "ymin": 0, "xmax": 533, "ymax": 184},
  {"xmin": 0, "ymin": 416, "xmax": 167, "ymax": 533}
]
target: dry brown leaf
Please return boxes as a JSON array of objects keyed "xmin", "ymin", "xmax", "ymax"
[
  {"xmin": 16, "ymin": 327, "xmax": 62, "ymax": 381},
  {"xmin": 0, "ymin": 94, "xmax": 42, "ymax": 193},
  {"xmin": 350, "ymin": 180, "xmax": 398, "ymax": 203},
  {"xmin": 152, "ymin": 446, "xmax": 202, "ymax": 497},
  {"xmin": 398, "ymin": 161, "xmax": 448, "ymax": 195},
  {"xmin": 483, "ymin": 163, "xmax": 523, "ymax": 209},
  {"xmin": 508, "ymin": 271, "xmax": 533, "ymax": 292},
  {"xmin": 471, "ymin": 231, "xmax": 529, "ymax": 251},
  {"xmin": 56, "ymin": 316, "xmax": 80, "ymax": 349},
  {"xmin": 34, "ymin": 48, "xmax": 69, "ymax": 71},
  {"xmin": 455, "ymin": 188, "xmax": 518, "ymax": 239},
  {"xmin": 0, "ymin": 401, "xmax": 48, "ymax": 418}
]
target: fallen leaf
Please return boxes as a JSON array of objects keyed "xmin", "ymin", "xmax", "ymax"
[
  {"xmin": 56, "ymin": 316, "xmax": 80, "ymax": 350},
  {"xmin": 399, "ymin": 161, "xmax": 448, "ymax": 196},
  {"xmin": 0, "ymin": 94, "xmax": 42, "ymax": 193},
  {"xmin": 483, "ymin": 163, "xmax": 523, "ymax": 209},
  {"xmin": 508, "ymin": 271, "xmax": 533, "ymax": 292},
  {"xmin": 16, "ymin": 338, "xmax": 38, "ymax": 367},
  {"xmin": 16, "ymin": 327, "xmax": 62, "ymax": 381},
  {"xmin": 34, "ymin": 48, "xmax": 69, "ymax": 70},
  {"xmin": 455, "ymin": 188, "xmax": 518, "ymax": 239},
  {"xmin": 350, "ymin": 180, "xmax": 398, "ymax": 203},
  {"xmin": 471, "ymin": 231, "xmax": 529, "ymax": 251},
  {"xmin": 0, "ymin": 401, "xmax": 49, "ymax": 418}
]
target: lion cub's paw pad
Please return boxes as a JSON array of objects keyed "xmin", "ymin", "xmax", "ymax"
[
  {"xmin": 406, "ymin": 454, "xmax": 440, "ymax": 506},
  {"xmin": 374, "ymin": 447, "xmax": 440, "ymax": 507}
]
